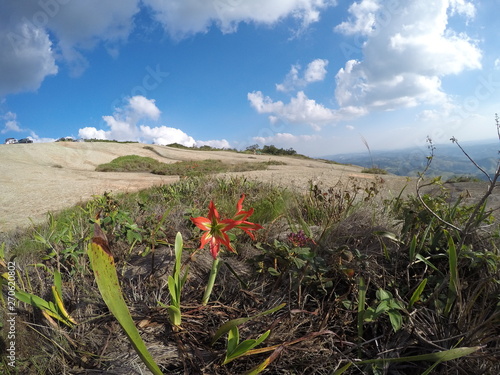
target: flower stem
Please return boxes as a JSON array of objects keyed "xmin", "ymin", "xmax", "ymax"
[{"xmin": 202, "ymin": 256, "xmax": 222, "ymax": 305}]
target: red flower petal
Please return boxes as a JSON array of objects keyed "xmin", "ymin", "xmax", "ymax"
[{"xmin": 190, "ymin": 216, "xmax": 211, "ymax": 231}]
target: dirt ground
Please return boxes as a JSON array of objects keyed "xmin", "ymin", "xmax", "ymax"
[{"xmin": 0, "ymin": 141, "xmax": 496, "ymax": 234}]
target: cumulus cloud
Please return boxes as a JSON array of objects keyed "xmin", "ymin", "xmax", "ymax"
[
  {"xmin": 144, "ymin": 0, "xmax": 337, "ymax": 37},
  {"xmin": 1, "ymin": 112, "xmax": 25, "ymax": 134},
  {"xmin": 249, "ymin": 91, "xmax": 339, "ymax": 130},
  {"xmin": 276, "ymin": 59, "xmax": 329, "ymax": 92},
  {"xmin": 0, "ymin": 17, "xmax": 58, "ymax": 96},
  {"xmin": 253, "ymin": 132, "xmax": 319, "ymax": 145},
  {"xmin": 0, "ymin": 1, "xmax": 336, "ymax": 97},
  {"xmin": 334, "ymin": 0, "xmax": 379, "ymax": 36},
  {"xmin": 46, "ymin": 0, "xmax": 140, "ymax": 75},
  {"xmin": 334, "ymin": 0, "xmax": 481, "ymax": 112},
  {"xmin": 139, "ymin": 125, "xmax": 196, "ymax": 146},
  {"xmin": 195, "ymin": 139, "xmax": 231, "ymax": 148},
  {"xmin": 248, "ymin": 90, "xmax": 364, "ymax": 129},
  {"xmin": 78, "ymin": 96, "xmax": 230, "ymax": 147},
  {"xmin": 0, "ymin": 0, "xmax": 139, "ymax": 95}
]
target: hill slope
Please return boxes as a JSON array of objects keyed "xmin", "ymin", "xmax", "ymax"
[{"xmin": 0, "ymin": 142, "xmax": 408, "ymax": 233}]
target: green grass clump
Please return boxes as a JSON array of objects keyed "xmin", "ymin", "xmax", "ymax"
[
  {"xmin": 84, "ymin": 139, "xmax": 138, "ymax": 143},
  {"xmin": 445, "ymin": 175, "xmax": 481, "ymax": 183},
  {"xmin": 96, "ymin": 155, "xmax": 162, "ymax": 172},
  {"xmin": 96, "ymin": 155, "xmax": 282, "ymax": 177},
  {"xmin": 361, "ymin": 167, "xmax": 388, "ymax": 174}
]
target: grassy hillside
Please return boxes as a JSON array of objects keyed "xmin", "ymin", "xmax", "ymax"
[{"xmin": 1, "ymin": 171, "xmax": 499, "ymax": 374}]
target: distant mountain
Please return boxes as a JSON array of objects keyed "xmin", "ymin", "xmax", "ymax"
[{"xmin": 323, "ymin": 141, "xmax": 499, "ymax": 180}]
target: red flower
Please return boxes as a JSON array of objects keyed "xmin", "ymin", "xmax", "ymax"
[
  {"xmin": 231, "ymin": 194, "xmax": 263, "ymax": 240},
  {"xmin": 191, "ymin": 195, "xmax": 262, "ymax": 259}
]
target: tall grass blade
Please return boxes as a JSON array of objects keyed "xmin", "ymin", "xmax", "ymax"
[
  {"xmin": 444, "ymin": 231, "xmax": 461, "ymax": 316},
  {"xmin": 211, "ymin": 303, "xmax": 285, "ymax": 345},
  {"xmin": 408, "ymin": 278, "xmax": 427, "ymax": 310},
  {"xmin": 244, "ymin": 346, "xmax": 284, "ymax": 375},
  {"xmin": 88, "ymin": 223, "xmax": 163, "ymax": 375},
  {"xmin": 357, "ymin": 346, "xmax": 481, "ymax": 365},
  {"xmin": 167, "ymin": 232, "xmax": 185, "ymax": 326},
  {"xmin": 332, "ymin": 362, "xmax": 353, "ymax": 375},
  {"xmin": 357, "ymin": 276, "xmax": 367, "ymax": 338}
]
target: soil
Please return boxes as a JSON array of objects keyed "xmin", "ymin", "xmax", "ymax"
[{"xmin": 1, "ymin": 141, "xmax": 497, "ymax": 234}]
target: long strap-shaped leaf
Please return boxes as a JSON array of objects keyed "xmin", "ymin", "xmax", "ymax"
[
  {"xmin": 332, "ymin": 346, "xmax": 482, "ymax": 375},
  {"xmin": 88, "ymin": 223, "xmax": 163, "ymax": 375}
]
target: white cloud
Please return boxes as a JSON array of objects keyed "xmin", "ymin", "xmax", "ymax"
[
  {"xmin": 253, "ymin": 132, "xmax": 319, "ymax": 145},
  {"xmin": 304, "ymin": 59, "xmax": 329, "ymax": 82},
  {"xmin": 334, "ymin": 0, "xmax": 379, "ymax": 36},
  {"xmin": 144, "ymin": 0, "xmax": 337, "ymax": 37},
  {"xmin": 128, "ymin": 96, "xmax": 161, "ymax": 121},
  {"xmin": 0, "ymin": 19, "xmax": 58, "ymax": 96},
  {"xmin": 46, "ymin": 0, "xmax": 140, "ymax": 75},
  {"xmin": 248, "ymin": 90, "xmax": 365, "ymax": 129},
  {"xmin": 78, "ymin": 127, "xmax": 107, "ymax": 140},
  {"xmin": 334, "ymin": 0, "xmax": 481, "ymax": 113},
  {"xmin": 195, "ymin": 139, "xmax": 231, "ymax": 148},
  {"xmin": 1, "ymin": 112, "xmax": 25, "ymax": 134},
  {"xmin": 249, "ymin": 91, "xmax": 341, "ymax": 130},
  {"xmin": 139, "ymin": 125, "xmax": 196, "ymax": 146},
  {"xmin": 78, "ymin": 96, "xmax": 230, "ymax": 148},
  {"xmin": 277, "ymin": 59, "xmax": 328, "ymax": 92},
  {"xmin": 0, "ymin": 1, "xmax": 336, "ymax": 97},
  {"xmin": 0, "ymin": 0, "xmax": 138, "ymax": 95},
  {"xmin": 79, "ymin": 96, "xmax": 163, "ymax": 142}
]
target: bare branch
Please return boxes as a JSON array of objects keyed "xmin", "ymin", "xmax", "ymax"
[
  {"xmin": 416, "ymin": 137, "xmax": 463, "ymax": 233},
  {"xmin": 450, "ymin": 136, "xmax": 492, "ymax": 184}
]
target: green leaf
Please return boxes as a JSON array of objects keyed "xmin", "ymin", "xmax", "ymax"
[
  {"xmin": 267, "ymin": 267, "xmax": 281, "ymax": 276},
  {"xmin": 167, "ymin": 305, "xmax": 181, "ymax": 327},
  {"xmin": 53, "ymin": 270, "xmax": 63, "ymax": 299},
  {"xmin": 375, "ymin": 300, "xmax": 390, "ymax": 315},
  {"xmin": 357, "ymin": 276, "xmax": 367, "ymax": 337},
  {"xmin": 88, "ymin": 224, "xmax": 163, "ymax": 375},
  {"xmin": 415, "ymin": 254, "xmax": 443, "ymax": 275},
  {"xmin": 388, "ymin": 310, "xmax": 402, "ymax": 332},
  {"xmin": 444, "ymin": 232, "xmax": 460, "ymax": 316},
  {"xmin": 211, "ymin": 303, "xmax": 285, "ymax": 345},
  {"xmin": 227, "ymin": 326, "xmax": 240, "ymax": 355},
  {"xmin": 376, "ymin": 288, "xmax": 392, "ymax": 301},
  {"xmin": 332, "ymin": 362, "xmax": 353, "ymax": 375},
  {"xmin": 409, "ymin": 235, "xmax": 417, "ymax": 262},
  {"xmin": 174, "ymin": 232, "xmax": 183, "ymax": 273},
  {"xmin": 225, "ymin": 330, "xmax": 271, "ymax": 364},
  {"xmin": 243, "ymin": 346, "xmax": 284, "ymax": 375},
  {"xmin": 357, "ymin": 346, "xmax": 481, "ymax": 365},
  {"xmin": 167, "ymin": 275, "xmax": 177, "ymax": 305},
  {"xmin": 408, "ymin": 278, "xmax": 427, "ymax": 309}
]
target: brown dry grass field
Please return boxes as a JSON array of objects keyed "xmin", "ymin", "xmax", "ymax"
[{"xmin": 0, "ymin": 141, "xmax": 412, "ymax": 234}]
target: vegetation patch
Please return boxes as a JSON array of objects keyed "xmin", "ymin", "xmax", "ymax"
[
  {"xmin": 96, "ymin": 155, "xmax": 162, "ymax": 172},
  {"xmin": 96, "ymin": 155, "xmax": 282, "ymax": 177},
  {"xmin": 361, "ymin": 166, "xmax": 388, "ymax": 174},
  {"xmin": 445, "ymin": 175, "xmax": 481, "ymax": 183},
  {"xmin": 83, "ymin": 139, "xmax": 139, "ymax": 143}
]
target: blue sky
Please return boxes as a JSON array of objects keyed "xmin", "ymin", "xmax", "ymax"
[{"xmin": 1, "ymin": 0, "xmax": 499, "ymax": 156}]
